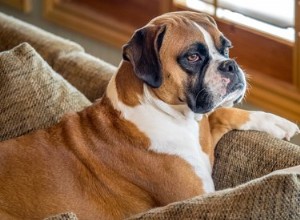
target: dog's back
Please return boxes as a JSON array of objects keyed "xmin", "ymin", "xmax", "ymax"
[
  {"xmin": 0, "ymin": 98, "xmax": 155, "ymax": 219},
  {"xmin": 0, "ymin": 96, "xmax": 203, "ymax": 219}
]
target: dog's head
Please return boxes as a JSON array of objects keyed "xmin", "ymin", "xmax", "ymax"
[{"xmin": 123, "ymin": 11, "xmax": 246, "ymax": 114}]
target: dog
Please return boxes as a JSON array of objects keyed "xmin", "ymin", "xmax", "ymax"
[{"xmin": 0, "ymin": 11, "xmax": 298, "ymax": 220}]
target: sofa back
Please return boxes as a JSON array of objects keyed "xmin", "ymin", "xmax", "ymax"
[{"xmin": 0, "ymin": 12, "xmax": 116, "ymax": 101}]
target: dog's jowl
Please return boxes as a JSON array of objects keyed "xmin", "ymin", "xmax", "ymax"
[{"xmin": 0, "ymin": 11, "xmax": 298, "ymax": 219}]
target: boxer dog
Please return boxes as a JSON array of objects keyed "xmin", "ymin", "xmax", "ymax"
[{"xmin": 0, "ymin": 11, "xmax": 298, "ymax": 220}]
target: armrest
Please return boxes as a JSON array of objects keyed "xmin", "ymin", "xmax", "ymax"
[
  {"xmin": 213, "ymin": 130, "xmax": 300, "ymax": 190},
  {"xmin": 128, "ymin": 131, "xmax": 300, "ymax": 219}
]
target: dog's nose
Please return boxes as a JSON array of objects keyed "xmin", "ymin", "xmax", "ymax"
[{"xmin": 218, "ymin": 60, "xmax": 239, "ymax": 74}]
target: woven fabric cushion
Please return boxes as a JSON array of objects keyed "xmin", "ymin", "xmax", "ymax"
[
  {"xmin": 0, "ymin": 13, "xmax": 83, "ymax": 66},
  {"xmin": 53, "ymin": 51, "xmax": 115, "ymax": 102},
  {"xmin": 213, "ymin": 130, "xmax": 300, "ymax": 190},
  {"xmin": 0, "ymin": 43, "xmax": 91, "ymax": 141},
  {"xmin": 44, "ymin": 212, "xmax": 78, "ymax": 220},
  {"xmin": 0, "ymin": 13, "xmax": 115, "ymax": 102},
  {"xmin": 128, "ymin": 171, "xmax": 300, "ymax": 220}
]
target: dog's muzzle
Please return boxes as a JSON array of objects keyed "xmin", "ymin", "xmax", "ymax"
[
  {"xmin": 187, "ymin": 59, "xmax": 246, "ymax": 114},
  {"xmin": 218, "ymin": 59, "xmax": 245, "ymax": 94}
]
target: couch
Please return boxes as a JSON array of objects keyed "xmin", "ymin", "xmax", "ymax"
[{"xmin": 0, "ymin": 12, "xmax": 299, "ymax": 220}]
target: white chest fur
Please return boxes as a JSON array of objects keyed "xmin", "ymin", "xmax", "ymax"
[{"xmin": 107, "ymin": 75, "xmax": 215, "ymax": 193}]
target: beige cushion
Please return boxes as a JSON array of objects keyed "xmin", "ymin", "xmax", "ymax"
[
  {"xmin": 127, "ymin": 131, "xmax": 300, "ymax": 219},
  {"xmin": 0, "ymin": 43, "xmax": 91, "ymax": 141},
  {"xmin": 0, "ymin": 13, "xmax": 116, "ymax": 102},
  {"xmin": 44, "ymin": 212, "xmax": 78, "ymax": 220},
  {"xmin": 128, "ymin": 171, "xmax": 300, "ymax": 219},
  {"xmin": 213, "ymin": 130, "xmax": 300, "ymax": 190},
  {"xmin": 0, "ymin": 12, "xmax": 83, "ymax": 66},
  {"xmin": 53, "ymin": 51, "xmax": 115, "ymax": 102}
]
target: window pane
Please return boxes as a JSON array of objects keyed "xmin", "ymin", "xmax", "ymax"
[
  {"xmin": 185, "ymin": 0, "xmax": 215, "ymax": 15},
  {"xmin": 183, "ymin": 0, "xmax": 295, "ymax": 42},
  {"xmin": 218, "ymin": 0, "xmax": 294, "ymax": 28}
]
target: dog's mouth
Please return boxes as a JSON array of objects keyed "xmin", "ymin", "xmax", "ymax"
[
  {"xmin": 219, "ymin": 87, "xmax": 245, "ymax": 107},
  {"xmin": 185, "ymin": 62, "xmax": 247, "ymax": 114},
  {"xmin": 186, "ymin": 82, "xmax": 246, "ymax": 114},
  {"xmin": 186, "ymin": 87, "xmax": 215, "ymax": 114}
]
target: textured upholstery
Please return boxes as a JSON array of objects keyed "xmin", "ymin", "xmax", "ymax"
[
  {"xmin": 44, "ymin": 212, "xmax": 78, "ymax": 220},
  {"xmin": 0, "ymin": 43, "xmax": 90, "ymax": 141},
  {"xmin": 0, "ymin": 13, "xmax": 83, "ymax": 66},
  {"xmin": 127, "ymin": 132, "xmax": 300, "ymax": 219},
  {"xmin": 53, "ymin": 51, "xmax": 115, "ymax": 102},
  {"xmin": 128, "ymin": 171, "xmax": 300, "ymax": 220},
  {"xmin": 213, "ymin": 130, "xmax": 300, "ymax": 189},
  {"xmin": 0, "ymin": 12, "xmax": 117, "ymax": 103}
]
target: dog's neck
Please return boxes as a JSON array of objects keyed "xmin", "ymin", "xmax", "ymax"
[
  {"xmin": 105, "ymin": 61, "xmax": 214, "ymax": 193},
  {"xmin": 106, "ymin": 61, "xmax": 202, "ymax": 122}
]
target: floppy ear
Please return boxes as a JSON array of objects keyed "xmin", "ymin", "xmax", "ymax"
[{"xmin": 122, "ymin": 25, "xmax": 166, "ymax": 88}]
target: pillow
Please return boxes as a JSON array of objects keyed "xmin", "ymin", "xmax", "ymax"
[
  {"xmin": 128, "ymin": 171, "xmax": 300, "ymax": 219},
  {"xmin": 44, "ymin": 212, "xmax": 78, "ymax": 220},
  {"xmin": 0, "ymin": 43, "xmax": 91, "ymax": 141}
]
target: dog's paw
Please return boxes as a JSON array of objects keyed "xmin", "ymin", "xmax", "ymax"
[{"xmin": 240, "ymin": 111, "xmax": 299, "ymax": 141}]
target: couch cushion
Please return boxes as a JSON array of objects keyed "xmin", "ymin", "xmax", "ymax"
[
  {"xmin": 213, "ymin": 130, "xmax": 300, "ymax": 190},
  {"xmin": 0, "ymin": 13, "xmax": 83, "ymax": 66},
  {"xmin": 0, "ymin": 12, "xmax": 116, "ymax": 102},
  {"xmin": 44, "ymin": 212, "xmax": 78, "ymax": 220},
  {"xmin": 128, "ymin": 171, "xmax": 300, "ymax": 220},
  {"xmin": 53, "ymin": 51, "xmax": 115, "ymax": 102},
  {"xmin": 0, "ymin": 43, "xmax": 91, "ymax": 141}
]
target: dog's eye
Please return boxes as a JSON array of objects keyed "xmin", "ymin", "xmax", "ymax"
[{"xmin": 187, "ymin": 54, "xmax": 200, "ymax": 63}]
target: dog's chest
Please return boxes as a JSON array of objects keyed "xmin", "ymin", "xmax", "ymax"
[{"xmin": 121, "ymin": 103, "xmax": 215, "ymax": 193}]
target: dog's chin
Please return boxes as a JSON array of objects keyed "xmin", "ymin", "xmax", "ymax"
[
  {"xmin": 187, "ymin": 88, "xmax": 245, "ymax": 114},
  {"xmin": 189, "ymin": 103, "xmax": 215, "ymax": 114},
  {"xmin": 219, "ymin": 89, "xmax": 245, "ymax": 108},
  {"xmin": 193, "ymin": 107, "xmax": 214, "ymax": 114}
]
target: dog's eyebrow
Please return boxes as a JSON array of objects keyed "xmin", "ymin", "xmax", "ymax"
[
  {"xmin": 220, "ymin": 35, "xmax": 232, "ymax": 48},
  {"xmin": 217, "ymin": 35, "xmax": 232, "ymax": 55}
]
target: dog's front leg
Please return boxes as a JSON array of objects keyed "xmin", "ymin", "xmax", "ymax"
[{"xmin": 208, "ymin": 107, "xmax": 299, "ymax": 148}]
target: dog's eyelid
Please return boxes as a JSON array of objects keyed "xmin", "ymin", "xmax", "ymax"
[
  {"xmin": 187, "ymin": 53, "xmax": 201, "ymax": 62},
  {"xmin": 186, "ymin": 51, "xmax": 200, "ymax": 56}
]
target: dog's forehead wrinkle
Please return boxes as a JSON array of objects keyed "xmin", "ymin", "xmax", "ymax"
[
  {"xmin": 193, "ymin": 22, "xmax": 223, "ymax": 60},
  {"xmin": 151, "ymin": 14, "xmax": 194, "ymax": 26}
]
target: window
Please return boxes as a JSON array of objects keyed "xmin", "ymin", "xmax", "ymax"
[{"xmin": 178, "ymin": 0, "xmax": 295, "ymax": 41}]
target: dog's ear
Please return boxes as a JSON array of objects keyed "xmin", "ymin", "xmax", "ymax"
[{"xmin": 122, "ymin": 25, "xmax": 166, "ymax": 88}]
